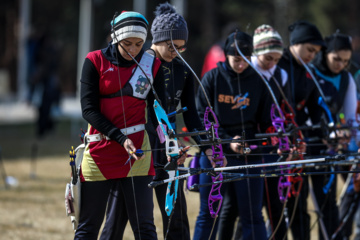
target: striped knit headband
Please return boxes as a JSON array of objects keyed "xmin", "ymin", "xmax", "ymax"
[{"xmin": 111, "ymin": 11, "xmax": 149, "ymax": 44}]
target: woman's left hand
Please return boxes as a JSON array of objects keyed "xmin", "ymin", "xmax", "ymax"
[
  {"xmin": 205, "ymin": 148, "xmax": 227, "ymax": 167},
  {"xmin": 167, "ymin": 146, "xmax": 190, "ymax": 165}
]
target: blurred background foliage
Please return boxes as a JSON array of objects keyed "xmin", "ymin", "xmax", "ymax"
[{"xmin": 1, "ymin": 0, "xmax": 360, "ymax": 97}]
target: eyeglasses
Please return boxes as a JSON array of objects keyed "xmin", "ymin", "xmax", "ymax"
[
  {"xmin": 332, "ymin": 56, "xmax": 350, "ymax": 66},
  {"xmin": 166, "ymin": 42, "xmax": 186, "ymax": 53}
]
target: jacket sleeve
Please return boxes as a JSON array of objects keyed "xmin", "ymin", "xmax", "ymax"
[
  {"xmin": 80, "ymin": 58, "xmax": 128, "ymax": 146},
  {"xmin": 307, "ymin": 83, "xmax": 323, "ymax": 125},
  {"xmin": 258, "ymin": 82, "xmax": 273, "ymax": 133},
  {"xmin": 281, "ymin": 69, "xmax": 293, "ymax": 107},
  {"xmin": 343, "ymin": 73, "xmax": 357, "ymax": 123}
]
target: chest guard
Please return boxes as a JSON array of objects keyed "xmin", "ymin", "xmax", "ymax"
[
  {"xmin": 127, "ymin": 50, "xmax": 155, "ymax": 99},
  {"xmin": 100, "ymin": 49, "xmax": 156, "ymax": 99}
]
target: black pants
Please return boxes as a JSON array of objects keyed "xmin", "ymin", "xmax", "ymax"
[
  {"xmin": 263, "ymin": 176, "xmax": 289, "ymax": 240},
  {"xmin": 338, "ymin": 184, "xmax": 360, "ymax": 239},
  {"xmin": 262, "ymin": 153, "xmax": 288, "ymax": 240},
  {"xmin": 217, "ymin": 182, "xmax": 242, "ymax": 239},
  {"xmin": 311, "ymin": 169, "xmax": 340, "ymax": 240},
  {"xmin": 216, "ymin": 156, "xmax": 267, "ymax": 240},
  {"xmin": 307, "ymin": 140, "xmax": 339, "ymax": 240},
  {"xmin": 74, "ymin": 177, "xmax": 157, "ymax": 240},
  {"xmin": 286, "ymin": 176, "xmax": 310, "ymax": 240}
]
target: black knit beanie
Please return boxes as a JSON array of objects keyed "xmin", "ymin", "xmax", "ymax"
[
  {"xmin": 325, "ymin": 32, "xmax": 352, "ymax": 53},
  {"xmin": 151, "ymin": 2, "xmax": 188, "ymax": 44},
  {"xmin": 224, "ymin": 31, "xmax": 253, "ymax": 56},
  {"xmin": 289, "ymin": 20, "xmax": 325, "ymax": 47}
]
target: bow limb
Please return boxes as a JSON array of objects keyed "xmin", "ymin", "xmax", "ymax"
[
  {"xmin": 170, "ymin": 26, "xmax": 225, "ymax": 219},
  {"xmin": 153, "ymin": 100, "xmax": 180, "ymax": 157},
  {"xmin": 275, "ymin": 87, "xmax": 304, "ymax": 199},
  {"xmin": 269, "ymin": 78, "xmax": 306, "ymax": 239},
  {"xmin": 269, "ymin": 102, "xmax": 293, "ymax": 240}
]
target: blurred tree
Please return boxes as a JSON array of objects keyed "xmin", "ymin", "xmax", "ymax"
[
  {"xmin": 31, "ymin": 0, "xmax": 79, "ymax": 94},
  {"xmin": 1, "ymin": 0, "xmax": 360, "ymax": 96},
  {"xmin": 0, "ymin": 1, "xmax": 18, "ymax": 93}
]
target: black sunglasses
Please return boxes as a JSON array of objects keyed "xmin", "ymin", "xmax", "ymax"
[{"xmin": 166, "ymin": 42, "xmax": 187, "ymax": 53}]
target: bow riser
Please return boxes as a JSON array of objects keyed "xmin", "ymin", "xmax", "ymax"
[
  {"xmin": 153, "ymin": 100, "xmax": 180, "ymax": 216},
  {"xmin": 204, "ymin": 107, "xmax": 224, "ymax": 218}
]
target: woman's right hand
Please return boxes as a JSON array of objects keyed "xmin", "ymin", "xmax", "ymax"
[
  {"xmin": 277, "ymin": 147, "xmax": 296, "ymax": 161},
  {"xmin": 123, "ymin": 138, "xmax": 144, "ymax": 161},
  {"xmin": 230, "ymin": 135, "xmax": 247, "ymax": 154}
]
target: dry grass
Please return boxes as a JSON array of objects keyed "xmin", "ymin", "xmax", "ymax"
[
  {"xmin": 0, "ymin": 155, "xmax": 201, "ymax": 240},
  {"xmin": 0, "ymin": 156, "xmax": 76, "ymax": 240},
  {"xmin": 0, "ymin": 120, "xmax": 201, "ymax": 240},
  {"xmin": 0, "ymin": 155, "xmax": 352, "ymax": 240}
]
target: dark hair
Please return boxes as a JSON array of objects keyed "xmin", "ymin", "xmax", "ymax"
[{"xmin": 325, "ymin": 32, "xmax": 352, "ymax": 53}]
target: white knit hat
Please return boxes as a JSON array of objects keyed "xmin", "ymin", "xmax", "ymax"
[{"xmin": 253, "ymin": 24, "xmax": 283, "ymax": 56}]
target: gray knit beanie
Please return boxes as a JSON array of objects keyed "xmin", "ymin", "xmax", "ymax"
[{"xmin": 151, "ymin": 2, "xmax": 188, "ymax": 44}]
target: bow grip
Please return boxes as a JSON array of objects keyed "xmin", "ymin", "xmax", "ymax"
[
  {"xmin": 318, "ymin": 96, "xmax": 334, "ymax": 127},
  {"xmin": 271, "ymin": 104, "xmax": 290, "ymax": 152}
]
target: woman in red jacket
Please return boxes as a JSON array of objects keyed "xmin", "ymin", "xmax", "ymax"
[{"xmin": 75, "ymin": 11, "xmax": 166, "ymax": 240}]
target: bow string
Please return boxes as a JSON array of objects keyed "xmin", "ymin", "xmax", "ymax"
[{"xmin": 168, "ymin": 24, "xmax": 230, "ymax": 229}]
